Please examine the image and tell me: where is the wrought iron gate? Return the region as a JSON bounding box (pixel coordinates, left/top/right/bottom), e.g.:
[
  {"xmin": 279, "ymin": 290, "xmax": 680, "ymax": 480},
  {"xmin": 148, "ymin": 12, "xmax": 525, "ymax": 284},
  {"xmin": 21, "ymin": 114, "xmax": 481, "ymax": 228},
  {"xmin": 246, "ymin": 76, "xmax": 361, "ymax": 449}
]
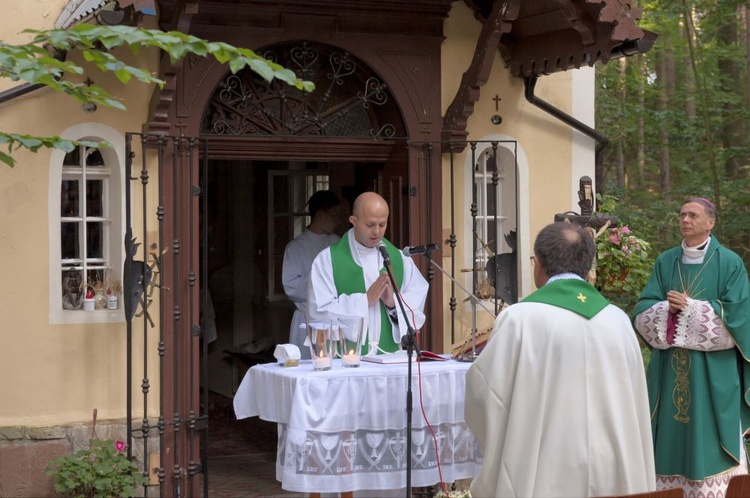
[
  {"xmin": 122, "ymin": 131, "xmax": 516, "ymax": 496},
  {"xmin": 124, "ymin": 132, "xmax": 208, "ymax": 497}
]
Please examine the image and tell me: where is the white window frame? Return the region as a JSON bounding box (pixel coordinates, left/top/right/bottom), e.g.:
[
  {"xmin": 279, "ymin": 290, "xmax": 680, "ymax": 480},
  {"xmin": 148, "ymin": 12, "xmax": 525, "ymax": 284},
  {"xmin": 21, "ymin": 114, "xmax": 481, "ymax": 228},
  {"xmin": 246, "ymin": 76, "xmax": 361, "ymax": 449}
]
[
  {"xmin": 266, "ymin": 168, "xmax": 329, "ymax": 301},
  {"xmin": 49, "ymin": 123, "xmax": 125, "ymax": 324},
  {"xmin": 464, "ymin": 135, "xmax": 531, "ymax": 303},
  {"xmin": 473, "ymin": 148, "xmax": 509, "ymax": 273}
]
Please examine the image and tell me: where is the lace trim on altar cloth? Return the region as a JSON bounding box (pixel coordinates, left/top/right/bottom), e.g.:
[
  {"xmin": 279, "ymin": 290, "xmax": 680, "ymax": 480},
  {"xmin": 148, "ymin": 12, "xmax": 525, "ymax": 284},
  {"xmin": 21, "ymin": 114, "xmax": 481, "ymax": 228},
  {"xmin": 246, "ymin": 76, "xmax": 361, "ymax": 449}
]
[
  {"xmin": 673, "ymin": 299, "xmax": 735, "ymax": 351},
  {"xmin": 657, "ymin": 463, "xmax": 747, "ymax": 498},
  {"xmin": 636, "ymin": 302, "xmax": 670, "ymax": 349},
  {"xmin": 277, "ymin": 422, "xmax": 482, "ymax": 479}
]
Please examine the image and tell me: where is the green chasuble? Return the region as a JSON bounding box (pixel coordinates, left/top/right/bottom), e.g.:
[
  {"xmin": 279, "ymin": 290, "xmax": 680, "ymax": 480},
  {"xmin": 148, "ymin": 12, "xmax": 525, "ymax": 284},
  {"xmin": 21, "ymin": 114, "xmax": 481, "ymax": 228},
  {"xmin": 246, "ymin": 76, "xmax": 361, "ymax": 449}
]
[
  {"xmin": 330, "ymin": 232, "xmax": 403, "ymax": 354},
  {"xmin": 633, "ymin": 237, "xmax": 750, "ymax": 480},
  {"xmin": 522, "ymin": 277, "xmax": 609, "ymax": 318}
]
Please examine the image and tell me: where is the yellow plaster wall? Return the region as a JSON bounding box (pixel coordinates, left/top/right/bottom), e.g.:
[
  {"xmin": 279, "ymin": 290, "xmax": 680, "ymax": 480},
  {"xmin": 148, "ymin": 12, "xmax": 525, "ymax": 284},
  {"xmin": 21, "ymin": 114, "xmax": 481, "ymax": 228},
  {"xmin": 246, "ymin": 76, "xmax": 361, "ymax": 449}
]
[
  {"xmin": 0, "ymin": 38, "xmax": 161, "ymax": 426},
  {"xmin": 0, "ymin": 0, "xmax": 69, "ymax": 93},
  {"xmin": 440, "ymin": 3, "xmax": 592, "ymax": 350},
  {"xmin": 0, "ymin": 2, "xmax": 595, "ymax": 424}
]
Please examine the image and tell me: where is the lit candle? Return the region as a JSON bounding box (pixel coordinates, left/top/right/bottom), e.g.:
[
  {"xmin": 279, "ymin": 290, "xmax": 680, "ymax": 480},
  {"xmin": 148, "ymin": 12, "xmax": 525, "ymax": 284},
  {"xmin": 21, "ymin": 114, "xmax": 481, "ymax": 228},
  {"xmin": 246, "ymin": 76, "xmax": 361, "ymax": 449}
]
[
  {"xmin": 313, "ymin": 353, "xmax": 331, "ymax": 371},
  {"xmin": 342, "ymin": 349, "xmax": 360, "ymax": 368}
]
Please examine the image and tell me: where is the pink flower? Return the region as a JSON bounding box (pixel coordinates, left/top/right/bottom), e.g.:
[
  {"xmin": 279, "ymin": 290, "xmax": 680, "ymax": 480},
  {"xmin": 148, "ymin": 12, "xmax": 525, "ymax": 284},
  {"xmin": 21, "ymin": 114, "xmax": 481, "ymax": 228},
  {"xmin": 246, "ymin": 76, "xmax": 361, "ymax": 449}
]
[
  {"xmin": 609, "ymin": 234, "xmax": 620, "ymax": 244},
  {"xmin": 115, "ymin": 440, "xmax": 126, "ymax": 452},
  {"xmin": 620, "ymin": 226, "xmax": 631, "ymax": 234}
]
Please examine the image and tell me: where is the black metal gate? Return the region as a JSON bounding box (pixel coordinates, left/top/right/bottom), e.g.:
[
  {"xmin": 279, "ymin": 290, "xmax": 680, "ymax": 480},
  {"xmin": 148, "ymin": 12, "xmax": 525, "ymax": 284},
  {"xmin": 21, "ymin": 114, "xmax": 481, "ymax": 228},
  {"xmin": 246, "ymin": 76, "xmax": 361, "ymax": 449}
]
[{"xmin": 124, "ymin": 132, "xmax": 208, "ymax": 497}]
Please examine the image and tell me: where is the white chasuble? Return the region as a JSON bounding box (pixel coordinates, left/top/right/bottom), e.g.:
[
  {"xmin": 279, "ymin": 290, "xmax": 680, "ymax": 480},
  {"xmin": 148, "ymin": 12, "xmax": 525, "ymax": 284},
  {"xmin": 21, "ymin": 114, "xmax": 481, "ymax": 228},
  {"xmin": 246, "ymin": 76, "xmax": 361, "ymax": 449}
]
[{"xmin": 465, "ymin": 293, "xmax": 655, "ymax": 497}]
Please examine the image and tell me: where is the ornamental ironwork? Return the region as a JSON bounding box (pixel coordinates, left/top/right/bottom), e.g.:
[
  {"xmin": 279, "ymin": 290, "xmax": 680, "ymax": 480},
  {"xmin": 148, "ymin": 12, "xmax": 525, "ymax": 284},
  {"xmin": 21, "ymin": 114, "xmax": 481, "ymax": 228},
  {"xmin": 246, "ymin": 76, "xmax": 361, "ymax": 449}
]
[{"xmin": 201, "ymin": 41, "xmax": 403, "ymax": 138}]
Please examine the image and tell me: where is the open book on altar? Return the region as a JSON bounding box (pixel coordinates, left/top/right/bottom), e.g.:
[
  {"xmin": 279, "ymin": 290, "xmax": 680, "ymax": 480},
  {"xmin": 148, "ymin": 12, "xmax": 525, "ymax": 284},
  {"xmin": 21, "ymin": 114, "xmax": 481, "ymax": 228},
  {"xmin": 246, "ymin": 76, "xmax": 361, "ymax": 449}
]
[{"xmin": 361, "ymin": 350, "xmax": 450, "ymax": 364}]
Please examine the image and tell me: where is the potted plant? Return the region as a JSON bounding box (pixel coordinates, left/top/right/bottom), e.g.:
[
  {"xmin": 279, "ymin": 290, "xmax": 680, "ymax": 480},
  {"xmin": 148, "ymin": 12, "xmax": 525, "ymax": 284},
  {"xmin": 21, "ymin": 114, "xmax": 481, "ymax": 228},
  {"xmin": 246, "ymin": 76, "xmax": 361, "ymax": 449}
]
[
  {"xmin": 595, "ymin": 223, "xmax": 652, "ymax": 298},
  {"xmin": 45, "ymin": 410, "xmax": 147, "ymax": 498}
]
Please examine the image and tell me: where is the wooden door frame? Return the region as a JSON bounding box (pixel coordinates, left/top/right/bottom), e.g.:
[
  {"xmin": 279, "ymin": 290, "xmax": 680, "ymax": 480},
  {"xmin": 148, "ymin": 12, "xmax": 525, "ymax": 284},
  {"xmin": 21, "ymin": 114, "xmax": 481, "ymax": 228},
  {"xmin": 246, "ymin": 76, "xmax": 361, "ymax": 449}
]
[
  {"xmin": 144, "ymin": 17, "xmax": 447, "ymax": 493},
  {"xmin": 147, "ymin": 30, "xmax": 446, "ymax": 345}
]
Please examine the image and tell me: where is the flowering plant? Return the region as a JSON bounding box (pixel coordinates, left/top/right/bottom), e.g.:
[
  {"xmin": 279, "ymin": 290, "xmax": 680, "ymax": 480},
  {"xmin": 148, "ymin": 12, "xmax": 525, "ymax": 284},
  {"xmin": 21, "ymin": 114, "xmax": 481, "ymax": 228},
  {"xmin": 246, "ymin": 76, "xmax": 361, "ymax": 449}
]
[
  {"xmin": 595, "ymin": 224, "xmax": 652, "ymax": 298},
  {"xmin": 434, "ymin": 489, "xmax": 471, "ymax": 498},
  {"xmin": 45, "ymin": 411, "xmax": 147, "ymax": 497}
]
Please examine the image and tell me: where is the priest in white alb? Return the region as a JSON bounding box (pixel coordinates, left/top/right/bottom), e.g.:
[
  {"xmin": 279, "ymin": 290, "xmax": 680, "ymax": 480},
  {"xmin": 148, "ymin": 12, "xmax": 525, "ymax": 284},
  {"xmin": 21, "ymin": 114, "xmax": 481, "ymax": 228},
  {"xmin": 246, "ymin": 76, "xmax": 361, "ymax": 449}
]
[
  {"xmin": 465, "ymin": 222, "xmax": 655, "ymax": 497},
  {"xmin": 307, "ymin": 191, "xmax": 428, "ymax": 354}
]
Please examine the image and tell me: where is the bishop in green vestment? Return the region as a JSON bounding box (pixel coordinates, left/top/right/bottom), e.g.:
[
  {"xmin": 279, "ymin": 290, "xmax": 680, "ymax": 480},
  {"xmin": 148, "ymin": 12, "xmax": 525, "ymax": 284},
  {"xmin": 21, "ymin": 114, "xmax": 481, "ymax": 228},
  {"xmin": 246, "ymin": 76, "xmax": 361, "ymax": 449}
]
[{"xmin": 633, "ymin": 198, "xmax": 750, "ymax": 497}]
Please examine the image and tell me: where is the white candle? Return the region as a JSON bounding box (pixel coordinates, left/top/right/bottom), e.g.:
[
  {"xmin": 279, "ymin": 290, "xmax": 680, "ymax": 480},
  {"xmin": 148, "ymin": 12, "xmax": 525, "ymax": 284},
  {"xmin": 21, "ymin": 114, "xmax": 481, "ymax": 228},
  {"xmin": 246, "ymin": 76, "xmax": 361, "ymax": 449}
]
[
  {"xmin": 342, "ymin": 351, "xmax": 360, "ymax": 367},
  {"xmin": 313, "ymin": 356, "xmax": 331, "ymax": 370}
]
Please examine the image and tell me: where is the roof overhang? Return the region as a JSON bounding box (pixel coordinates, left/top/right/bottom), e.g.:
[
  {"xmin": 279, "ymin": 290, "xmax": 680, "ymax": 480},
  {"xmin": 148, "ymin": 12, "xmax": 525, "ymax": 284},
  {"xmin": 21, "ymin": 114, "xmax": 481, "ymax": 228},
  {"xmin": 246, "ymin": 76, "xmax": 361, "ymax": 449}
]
[
  {"xmin": 441, "ymin": 0, "xmax": 657, "ymax": 142},
  {"xmin": 466, "ymin": 0, "xmax": 657, "ymax": 77}
]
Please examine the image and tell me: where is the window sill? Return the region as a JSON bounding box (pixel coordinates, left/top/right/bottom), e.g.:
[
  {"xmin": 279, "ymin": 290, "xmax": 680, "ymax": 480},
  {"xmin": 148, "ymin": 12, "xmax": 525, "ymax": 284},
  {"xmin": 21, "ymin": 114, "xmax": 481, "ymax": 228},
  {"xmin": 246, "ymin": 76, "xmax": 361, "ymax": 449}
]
[{"xmin": 50, "ymin": 307, "xmax": 125, "ymax": 326}]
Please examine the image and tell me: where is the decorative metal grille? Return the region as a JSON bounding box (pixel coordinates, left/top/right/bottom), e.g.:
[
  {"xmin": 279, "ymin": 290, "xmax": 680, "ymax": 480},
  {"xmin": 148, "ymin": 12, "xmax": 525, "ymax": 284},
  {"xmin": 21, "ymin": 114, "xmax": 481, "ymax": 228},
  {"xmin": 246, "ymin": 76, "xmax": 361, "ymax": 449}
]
[{"xmin": 201, "ymin": 41, "xmax": 403, "ymax": 138}]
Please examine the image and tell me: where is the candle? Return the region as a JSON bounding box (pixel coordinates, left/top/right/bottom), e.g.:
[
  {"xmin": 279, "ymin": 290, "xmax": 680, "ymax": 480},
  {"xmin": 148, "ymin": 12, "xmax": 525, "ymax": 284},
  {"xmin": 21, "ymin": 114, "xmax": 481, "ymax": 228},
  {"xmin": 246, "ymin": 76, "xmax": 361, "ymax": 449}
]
[
  {"xmin": 342, "ymin": 349, "xmax": 360, "ymax": 368},
  {"xmin": 313, "ymin": 356, "xmax": 331, "ymax": 371}
]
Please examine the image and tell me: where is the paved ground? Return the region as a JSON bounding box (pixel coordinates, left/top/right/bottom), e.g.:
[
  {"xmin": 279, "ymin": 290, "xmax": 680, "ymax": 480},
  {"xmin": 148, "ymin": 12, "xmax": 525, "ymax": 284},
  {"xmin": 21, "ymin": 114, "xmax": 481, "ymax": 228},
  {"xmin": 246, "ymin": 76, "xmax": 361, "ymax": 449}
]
[
  {"xmin": 206, "ymin": 393, "xmax": 302, "ymax": 498},
  {"xmin": 204, "ymin": 392, "xmax": 453, "ymax": 497}
]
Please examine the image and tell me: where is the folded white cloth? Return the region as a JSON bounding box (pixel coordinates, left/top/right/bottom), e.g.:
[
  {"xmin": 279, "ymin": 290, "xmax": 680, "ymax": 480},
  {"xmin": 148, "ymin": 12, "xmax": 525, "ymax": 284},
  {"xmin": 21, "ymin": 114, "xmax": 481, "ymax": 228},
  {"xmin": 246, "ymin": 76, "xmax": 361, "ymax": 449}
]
[{"xmin": 273, "ymin": 344, "xmax": 301, "ymax": 364}]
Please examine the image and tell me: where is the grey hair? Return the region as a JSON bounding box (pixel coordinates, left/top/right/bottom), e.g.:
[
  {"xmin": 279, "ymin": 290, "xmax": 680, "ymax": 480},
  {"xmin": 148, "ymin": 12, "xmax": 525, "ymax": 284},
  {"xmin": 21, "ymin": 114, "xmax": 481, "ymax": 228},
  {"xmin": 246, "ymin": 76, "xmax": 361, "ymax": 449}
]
[
  {"xmin": 683, "ymin": 197, "xmax": 716, "ymax": 219},
  {"xmin": 533, "ymin": 222, "xmax": 595, "ymax": 280}
]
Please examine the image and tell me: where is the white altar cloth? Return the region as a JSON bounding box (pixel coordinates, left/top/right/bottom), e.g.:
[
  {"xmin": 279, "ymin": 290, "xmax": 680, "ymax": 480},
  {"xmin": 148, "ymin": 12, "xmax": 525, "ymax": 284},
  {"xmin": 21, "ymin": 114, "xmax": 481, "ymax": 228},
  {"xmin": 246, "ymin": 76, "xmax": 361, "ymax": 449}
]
[{"xmin": 233, "ymin": 358, "xmax": 482, "ymax": 493}]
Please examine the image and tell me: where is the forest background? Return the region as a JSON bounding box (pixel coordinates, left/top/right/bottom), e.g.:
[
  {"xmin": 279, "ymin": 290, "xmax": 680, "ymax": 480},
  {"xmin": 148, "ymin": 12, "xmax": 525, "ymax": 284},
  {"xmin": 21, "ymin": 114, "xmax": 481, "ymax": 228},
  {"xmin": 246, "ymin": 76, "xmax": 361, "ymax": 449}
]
[{"xmin": 596, "ymin": 0, "xmax": 749, "ymax": 269}]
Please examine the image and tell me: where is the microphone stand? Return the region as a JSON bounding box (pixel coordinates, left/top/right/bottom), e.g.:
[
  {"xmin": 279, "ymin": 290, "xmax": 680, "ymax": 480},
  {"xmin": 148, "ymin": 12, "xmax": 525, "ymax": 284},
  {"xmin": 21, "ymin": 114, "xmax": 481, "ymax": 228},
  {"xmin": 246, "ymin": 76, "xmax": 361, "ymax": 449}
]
[
  {"xmin": 422, "ymin": 254, "xmax": 496, "ymax": 362},
  {"xmin": 380, "ymin": 252, "xmax": 418, "ymax": 498}
]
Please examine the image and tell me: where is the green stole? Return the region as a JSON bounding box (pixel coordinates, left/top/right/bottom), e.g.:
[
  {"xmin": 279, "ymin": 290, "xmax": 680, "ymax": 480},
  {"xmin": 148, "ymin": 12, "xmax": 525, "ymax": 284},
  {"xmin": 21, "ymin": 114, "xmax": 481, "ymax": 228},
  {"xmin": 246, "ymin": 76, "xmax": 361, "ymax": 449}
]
[
  {"xmin": 633, "ymin": 238, "xmax": 750, "ymax": 480},
  {"xmin": 330, "ymin": 232, "xmax": 404, "ymax": 354},
  {"xmin": 522, "ymin": 278, "xmax": 608, "ymax": 318}
]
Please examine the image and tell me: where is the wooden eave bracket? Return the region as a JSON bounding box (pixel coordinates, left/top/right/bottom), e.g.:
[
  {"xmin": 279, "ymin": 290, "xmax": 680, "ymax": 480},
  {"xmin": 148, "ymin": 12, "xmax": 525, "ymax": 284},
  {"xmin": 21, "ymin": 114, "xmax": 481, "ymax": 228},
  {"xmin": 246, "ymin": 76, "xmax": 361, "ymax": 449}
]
[
  {"xmin": 441, "ymin": 0, "xmax": 655, "ymax": 145},
  {"xmin": 441, "ymin": 0, "xmax": 519, "ymax": 145},
  {"xmin": 145, "ymin": 0, "xmax": 201, "ymax": 134}
]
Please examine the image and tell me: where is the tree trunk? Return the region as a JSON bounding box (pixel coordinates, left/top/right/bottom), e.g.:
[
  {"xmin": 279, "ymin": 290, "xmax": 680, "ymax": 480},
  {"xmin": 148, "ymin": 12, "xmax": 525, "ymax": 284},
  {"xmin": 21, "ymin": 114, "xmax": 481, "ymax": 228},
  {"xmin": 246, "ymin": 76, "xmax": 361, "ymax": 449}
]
[
  {"xmin": 617, "ymin": 58, "xmax": 627, "ymax": 189},
  {"xmin": 637, "ymin": 56, "xmax": 646, "ymax": 185},
  {"xmin": 717, "ymin": 3, "xmax": 745, "ymax": 179},
  {"xmin": 658, "ymin": 47, "xmax": 672, "ymax": 194}
]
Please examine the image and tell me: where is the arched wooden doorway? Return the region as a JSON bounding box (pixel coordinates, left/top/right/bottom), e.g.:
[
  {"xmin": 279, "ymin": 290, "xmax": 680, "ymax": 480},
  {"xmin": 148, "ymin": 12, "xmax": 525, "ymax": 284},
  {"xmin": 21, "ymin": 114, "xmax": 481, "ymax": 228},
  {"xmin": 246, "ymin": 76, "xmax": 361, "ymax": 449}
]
[
  {"xmin": 198, "ymin": 40, "xmax": 418, "ymax": 398},
  {"xmin": 140, "ymin": 34, "xmax": 444, "ymax": 495}
]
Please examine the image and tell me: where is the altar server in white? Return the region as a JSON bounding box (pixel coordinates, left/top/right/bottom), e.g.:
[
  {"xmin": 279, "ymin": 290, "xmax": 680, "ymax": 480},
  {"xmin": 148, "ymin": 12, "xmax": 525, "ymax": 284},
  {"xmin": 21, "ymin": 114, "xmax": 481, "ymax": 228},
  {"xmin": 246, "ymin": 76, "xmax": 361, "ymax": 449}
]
[
  {"xmin": 308, "ymin": 191, "xmax": 428, "ymax": 354},
  {"xmin": 465, "ymin": 222, "xmax": 655, "ymax": 498},
  {"xmin": 282, "ymin": 190, "xmax": 341, "ymax": 358}
]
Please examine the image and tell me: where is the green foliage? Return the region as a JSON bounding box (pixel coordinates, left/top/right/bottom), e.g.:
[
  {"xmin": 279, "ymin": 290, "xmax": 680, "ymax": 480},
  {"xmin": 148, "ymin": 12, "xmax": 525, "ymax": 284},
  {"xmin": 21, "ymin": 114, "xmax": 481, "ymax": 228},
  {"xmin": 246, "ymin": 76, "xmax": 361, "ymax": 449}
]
[
  {"xmin": 46, "ymin": 439, "xmax": 147, "ymax": 498},
  {"xmin": 595, "ymin": 0, "xmax": 750, "ymax": 270},
  {"xmin": 0, "ymin": 24, "xmax": 315, "ymax": 166},
  {"xmin": 0, "ymin": 133, "xmax": 101, "ymax": 167}
]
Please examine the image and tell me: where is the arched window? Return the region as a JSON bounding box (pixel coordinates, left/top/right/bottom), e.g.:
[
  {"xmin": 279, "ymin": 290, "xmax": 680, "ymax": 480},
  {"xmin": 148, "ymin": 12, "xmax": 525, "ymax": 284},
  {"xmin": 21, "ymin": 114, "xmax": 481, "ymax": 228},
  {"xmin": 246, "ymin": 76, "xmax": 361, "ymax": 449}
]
[
  {"xmin": 49, "ymin": 124, "xmax": 124, "ymax": 324},
  {"xmin": 465, "ymin": 136, "xmax": 531, "ymax": 303}
]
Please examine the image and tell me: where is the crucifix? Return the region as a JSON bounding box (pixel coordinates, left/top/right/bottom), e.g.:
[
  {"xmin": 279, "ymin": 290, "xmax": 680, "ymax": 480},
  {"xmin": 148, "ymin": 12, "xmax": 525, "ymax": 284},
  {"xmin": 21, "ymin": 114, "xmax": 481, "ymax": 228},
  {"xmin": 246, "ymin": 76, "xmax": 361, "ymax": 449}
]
[
  {"xmin": 493, "ymin": 94, "xmax": 502, "ymax": 111},
  {"xmin": 554, "ymin": 176, "xmax": 619, "ymax": 286}
]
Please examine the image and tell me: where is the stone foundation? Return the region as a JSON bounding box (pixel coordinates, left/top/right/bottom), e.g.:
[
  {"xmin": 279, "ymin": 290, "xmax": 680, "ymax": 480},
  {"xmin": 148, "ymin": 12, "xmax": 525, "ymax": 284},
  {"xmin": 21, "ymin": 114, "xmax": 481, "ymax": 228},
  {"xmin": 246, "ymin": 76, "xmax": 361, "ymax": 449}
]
[{"xmin": 0, "ymin": 421, "xmax": 159, "ymax": 497}]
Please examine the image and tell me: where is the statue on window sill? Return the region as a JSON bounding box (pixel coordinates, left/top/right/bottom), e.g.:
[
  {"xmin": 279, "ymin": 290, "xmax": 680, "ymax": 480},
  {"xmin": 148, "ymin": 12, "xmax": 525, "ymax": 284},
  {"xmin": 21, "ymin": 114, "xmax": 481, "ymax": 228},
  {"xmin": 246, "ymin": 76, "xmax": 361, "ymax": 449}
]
[{"xmin": 62, "ymin": 269, "xmax": 83, "ymax": 310}]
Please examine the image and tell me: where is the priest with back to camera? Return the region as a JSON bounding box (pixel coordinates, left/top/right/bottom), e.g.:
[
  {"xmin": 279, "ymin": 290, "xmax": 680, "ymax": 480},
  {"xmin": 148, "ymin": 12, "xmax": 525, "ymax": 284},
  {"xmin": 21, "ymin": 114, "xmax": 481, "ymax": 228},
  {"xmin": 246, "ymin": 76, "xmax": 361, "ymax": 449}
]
[
  {"xmin": 307, "ymin": 191, "xmax": 429, "ymax": 355},
  {"xmin": 465, "ymin": 222, "xmax": 656, "ymax": 497}
]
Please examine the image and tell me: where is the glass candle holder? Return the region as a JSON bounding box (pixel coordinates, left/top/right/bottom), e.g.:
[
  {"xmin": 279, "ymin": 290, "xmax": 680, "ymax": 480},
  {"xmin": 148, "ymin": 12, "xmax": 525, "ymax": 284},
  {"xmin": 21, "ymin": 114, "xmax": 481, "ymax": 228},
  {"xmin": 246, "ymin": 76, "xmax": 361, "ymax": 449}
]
[
  {"xmin": 306, "ymin": 320, "xmax": 333, "ymax": 371},
  {"xmin": 338, "ymin": 317, "xmax": 365, "ymax": 368}
]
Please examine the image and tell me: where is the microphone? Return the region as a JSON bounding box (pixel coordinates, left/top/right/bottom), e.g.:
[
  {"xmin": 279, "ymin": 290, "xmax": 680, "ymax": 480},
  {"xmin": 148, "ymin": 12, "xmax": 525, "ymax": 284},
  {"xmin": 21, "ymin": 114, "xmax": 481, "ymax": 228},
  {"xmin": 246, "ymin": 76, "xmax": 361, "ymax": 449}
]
[
  {"xmin": 402, "ymin": 243, "xmax": 440, "ymax": 257},
  {"xmin": 377, "ymin": 241, "xmax": 390, "ymax": 264}
]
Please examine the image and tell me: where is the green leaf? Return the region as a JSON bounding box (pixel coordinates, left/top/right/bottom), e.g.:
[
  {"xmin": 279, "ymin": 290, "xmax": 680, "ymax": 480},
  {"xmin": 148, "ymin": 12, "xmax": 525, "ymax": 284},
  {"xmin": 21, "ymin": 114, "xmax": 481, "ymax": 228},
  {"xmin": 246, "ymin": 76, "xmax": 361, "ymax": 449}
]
[{"xmin": 0, "ymin": 150, "xmax": 15, "ymax": 167}]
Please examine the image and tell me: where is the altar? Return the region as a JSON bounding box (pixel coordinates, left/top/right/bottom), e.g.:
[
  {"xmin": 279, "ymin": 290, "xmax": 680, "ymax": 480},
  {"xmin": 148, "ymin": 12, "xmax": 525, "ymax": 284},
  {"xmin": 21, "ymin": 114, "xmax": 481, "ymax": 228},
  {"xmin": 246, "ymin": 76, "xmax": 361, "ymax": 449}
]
[{"xmin": 233, "ymin": 357, "xmax": 482, "ymax": 494}]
